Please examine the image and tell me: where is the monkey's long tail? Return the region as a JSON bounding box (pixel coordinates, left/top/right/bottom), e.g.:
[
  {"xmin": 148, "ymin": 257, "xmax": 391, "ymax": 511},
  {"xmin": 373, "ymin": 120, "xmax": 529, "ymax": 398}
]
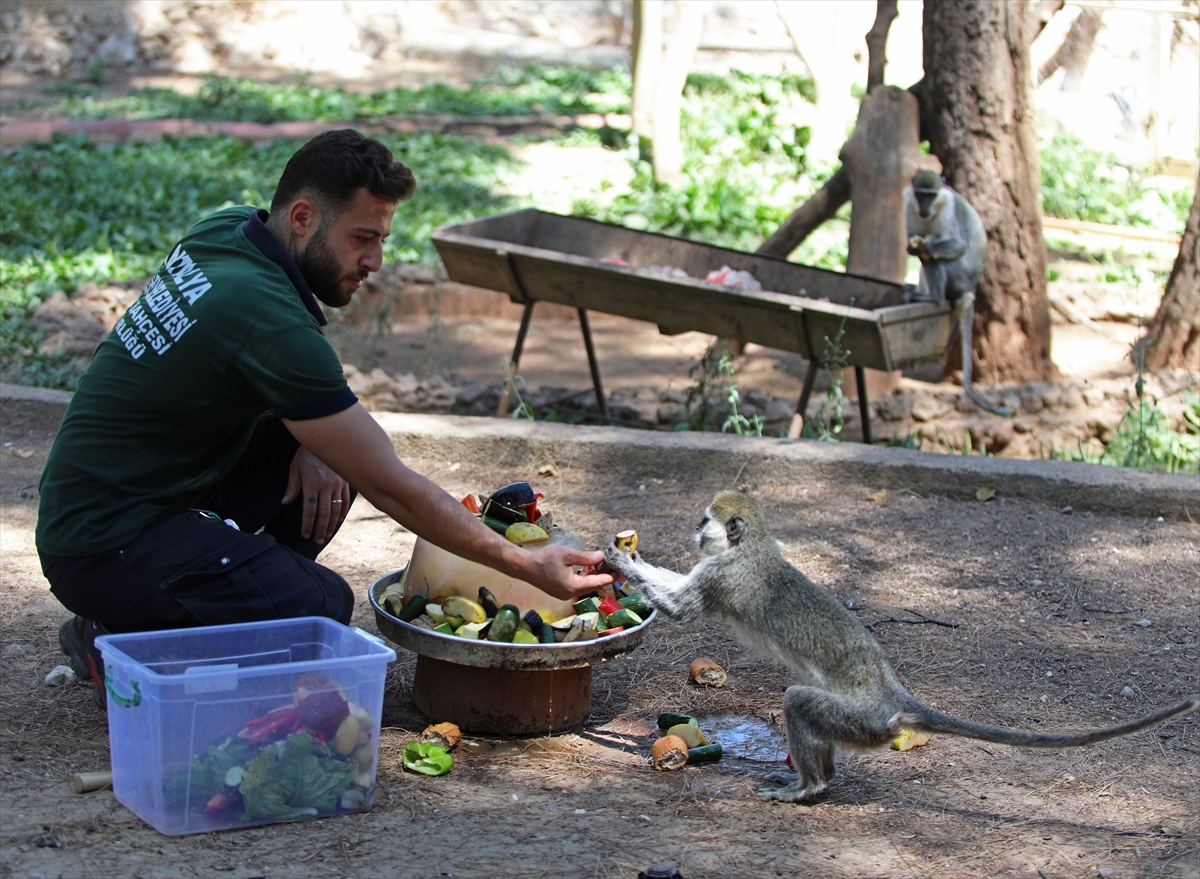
[{"xmin": 911, "ymin": 697, "xmax": 1199, "ymax": 748}]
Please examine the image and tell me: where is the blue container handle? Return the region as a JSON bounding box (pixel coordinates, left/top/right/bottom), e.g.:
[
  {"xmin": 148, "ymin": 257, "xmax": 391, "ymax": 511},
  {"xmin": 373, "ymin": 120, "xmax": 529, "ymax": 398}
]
[{"xmin": 104, "ymin": 663, "xmax": 142, "ymax": 708}]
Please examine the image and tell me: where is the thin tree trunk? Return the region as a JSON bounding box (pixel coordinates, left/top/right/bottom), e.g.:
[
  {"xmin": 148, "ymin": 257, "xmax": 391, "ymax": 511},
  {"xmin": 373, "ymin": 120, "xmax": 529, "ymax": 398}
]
[
  {"xmin": 652, "ymin": 1, "xmax": 705, "ymax": 187},
  {"xmin": 630, "ymin": 0, "xmax": 662, "ymax": 157},
  {"xmin": 1143, "ymin": 172, "xmax": 1200, "ymax": 373},
  {"xmin": 865, "ymin": 1, "xmax": 898, "ymax": 94},
  {"xmin": 922, "ymin": 1, "xmax": 1052, "ymax": 384},
  {"xmin": 1037, "ymin": 8, "xmax": 1103, "ymax": 90}
]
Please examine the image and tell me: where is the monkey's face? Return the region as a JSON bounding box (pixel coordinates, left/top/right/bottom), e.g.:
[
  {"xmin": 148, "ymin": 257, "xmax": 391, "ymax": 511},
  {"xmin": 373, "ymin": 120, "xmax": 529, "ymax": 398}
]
[
  {"xmin": 913, "ymin": 189, "xmax": 939, "ymax": 218},
  {"xmin": 694, "ymin": 507, "xmax": 746, "ymax": 557}
]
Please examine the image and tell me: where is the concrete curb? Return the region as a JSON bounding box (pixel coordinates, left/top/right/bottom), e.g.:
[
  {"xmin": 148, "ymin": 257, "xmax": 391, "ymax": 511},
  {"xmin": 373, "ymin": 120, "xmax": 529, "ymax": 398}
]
[
  {"xmin": 375, "ymin": 412, "xmax": 1200, "ymax": 522},
  {"xmin": 4, "ymin": 384, "xmax": 1195, "ymax": 520},
  {"xmin": 0, "ymin": 383, "xmax": 74, "ymax": 434}
]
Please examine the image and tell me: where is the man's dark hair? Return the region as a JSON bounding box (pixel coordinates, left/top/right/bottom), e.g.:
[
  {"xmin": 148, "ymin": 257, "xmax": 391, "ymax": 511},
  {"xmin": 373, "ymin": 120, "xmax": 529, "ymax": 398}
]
[{"xmin": 270, "ymin": 129, "xmax": 415, "ymax": 216}]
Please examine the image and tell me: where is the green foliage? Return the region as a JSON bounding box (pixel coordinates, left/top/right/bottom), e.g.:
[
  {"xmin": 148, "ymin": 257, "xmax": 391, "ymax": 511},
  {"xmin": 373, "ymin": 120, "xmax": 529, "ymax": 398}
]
[
  {"xmin": 1040, "ymin": 130, "xmax": 1191, "ymax": 233},
  {"xmin": 671, "ymin": 343, "xmax": 764, "ymax": 436},
  {"xmin": 677, "ymin": 344, "xmax": 729, "ymax": 432},
  {"xmin": 1058, "ymin": 392, "xmax": 1200, "ymax": 474},
  {"xmin": 21, "ymin": 67, "xmax": 632, "ymax": 123},
  {"xmin": 799, "ymin": 314, "xmax": 852, "ymax": 442},
  {"xmin": 0, "ymin": 131, "xmax": 515, "ymax": 388},
  {"xmin": 573, "ymin": 71, "xmax": 815, "ymax": 254}
]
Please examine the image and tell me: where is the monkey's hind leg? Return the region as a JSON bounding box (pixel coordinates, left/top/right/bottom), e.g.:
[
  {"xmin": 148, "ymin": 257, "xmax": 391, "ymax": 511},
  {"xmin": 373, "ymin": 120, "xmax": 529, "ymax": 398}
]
[
  {"xmin": 758, "ymin": 686, "xmax": 882, "ymax": 804},
  {"xmin": 954, "ymin": 292, "xmax": 1014, "ymax": 418}
]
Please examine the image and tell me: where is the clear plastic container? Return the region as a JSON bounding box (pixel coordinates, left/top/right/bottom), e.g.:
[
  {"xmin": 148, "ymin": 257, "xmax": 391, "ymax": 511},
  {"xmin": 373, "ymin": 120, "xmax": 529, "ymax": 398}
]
[{"xmin": 95, "ymin": 617, "xmax": 395, "ymax": 836}]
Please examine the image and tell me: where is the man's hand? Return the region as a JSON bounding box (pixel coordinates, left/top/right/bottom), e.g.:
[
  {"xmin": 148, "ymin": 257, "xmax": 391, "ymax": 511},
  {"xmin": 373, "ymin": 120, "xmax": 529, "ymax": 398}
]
[
  {"xmin": 523, "ymin": 545, "xmax": 614, "ymax": 602},
  {"xmin": 282, "ymin": 446, "xmax": 351, "ymax": 544}
]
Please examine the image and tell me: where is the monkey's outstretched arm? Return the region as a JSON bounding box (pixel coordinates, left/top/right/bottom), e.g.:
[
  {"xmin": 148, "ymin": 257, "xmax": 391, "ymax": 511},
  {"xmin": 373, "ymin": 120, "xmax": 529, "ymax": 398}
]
[{"xmin": 603, "ymin": 545, "xmax": 705, "ymax": 620}]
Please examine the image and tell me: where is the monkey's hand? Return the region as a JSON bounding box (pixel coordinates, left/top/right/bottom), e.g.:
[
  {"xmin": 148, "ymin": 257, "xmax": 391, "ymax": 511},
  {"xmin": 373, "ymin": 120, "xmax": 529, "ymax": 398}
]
[
  {"xmin": 603, "ymin": 544, "xmax": 647, "ymax": 585},
  {"xmin": 603, "ymin": 544, "xmax": 691, "ymax": 618}
]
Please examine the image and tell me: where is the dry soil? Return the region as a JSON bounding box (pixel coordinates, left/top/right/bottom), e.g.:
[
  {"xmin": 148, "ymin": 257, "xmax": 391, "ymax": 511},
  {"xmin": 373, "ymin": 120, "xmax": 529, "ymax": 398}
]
[{"xmin": 1, "ymin": 415, "xmax": 1197, "ymax": 879}]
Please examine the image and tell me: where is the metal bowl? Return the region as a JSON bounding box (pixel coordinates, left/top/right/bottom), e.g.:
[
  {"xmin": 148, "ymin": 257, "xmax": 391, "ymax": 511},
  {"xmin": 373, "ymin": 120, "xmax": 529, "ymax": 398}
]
[{"xmin": 369, "ymin": 569, "xmax": 656, "ymax": 671}]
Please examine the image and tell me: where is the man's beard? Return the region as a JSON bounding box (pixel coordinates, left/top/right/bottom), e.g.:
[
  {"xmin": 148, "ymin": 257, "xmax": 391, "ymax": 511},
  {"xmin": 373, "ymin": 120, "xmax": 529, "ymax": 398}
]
[{"xmin": 296, "ymin": 228, "xmax": 363, "ymax": 308}]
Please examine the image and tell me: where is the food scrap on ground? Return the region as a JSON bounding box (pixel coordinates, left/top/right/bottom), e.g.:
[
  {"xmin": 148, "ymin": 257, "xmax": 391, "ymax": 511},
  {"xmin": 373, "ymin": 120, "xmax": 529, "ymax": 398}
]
[
  {"xmin": 688, "ymin": 657, "xmax": 728, "ymax": 688},
  {"xmin": 420, "ymin": 722, "xmax": 462, "ymax": 750},
  {"xmin": 401, "ymin": 741, "xmax": 453, "ymax": 776},
  {"xmin": 651, "ymin": 713, "xmax": 723, "ymax": 770},
  {"xmin": 891, "ymin": 728, "xmax": 933, "ymax": 751}
]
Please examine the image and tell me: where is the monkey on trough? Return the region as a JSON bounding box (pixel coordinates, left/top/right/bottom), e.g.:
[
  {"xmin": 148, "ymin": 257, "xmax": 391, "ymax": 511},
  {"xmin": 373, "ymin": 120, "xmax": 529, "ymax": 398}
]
[
  {"xmin": 604, "ymin": 491, "xmax": 1198, "ymax": 804},
  {"xmin": 904, "ymin": 169, "xmax": 1014, "ymax": 417}
]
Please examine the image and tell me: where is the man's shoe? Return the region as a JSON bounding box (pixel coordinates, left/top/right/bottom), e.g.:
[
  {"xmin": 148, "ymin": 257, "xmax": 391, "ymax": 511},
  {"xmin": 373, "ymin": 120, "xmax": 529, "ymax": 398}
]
[{"xmin": 58, "ymin": 616, "xmax": 107, "ymax": 709}]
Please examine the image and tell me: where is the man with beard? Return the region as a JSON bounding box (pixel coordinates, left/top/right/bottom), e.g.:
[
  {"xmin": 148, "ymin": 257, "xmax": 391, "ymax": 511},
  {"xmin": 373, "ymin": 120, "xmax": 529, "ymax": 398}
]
[{"xmin": 38, "ymin": 130, "xmax": 611, "ymax": 707}]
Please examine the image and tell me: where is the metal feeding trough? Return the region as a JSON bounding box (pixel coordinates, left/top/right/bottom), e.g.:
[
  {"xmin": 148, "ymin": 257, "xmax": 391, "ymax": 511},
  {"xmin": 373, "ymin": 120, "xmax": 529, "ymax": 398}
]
[
  {"xmin": 370, "ymin": 570, "xmax": 655, "ymax": 736},
  {"xmin": 432, "ymin": 209, "xmax": 955, "ymax": 441}
]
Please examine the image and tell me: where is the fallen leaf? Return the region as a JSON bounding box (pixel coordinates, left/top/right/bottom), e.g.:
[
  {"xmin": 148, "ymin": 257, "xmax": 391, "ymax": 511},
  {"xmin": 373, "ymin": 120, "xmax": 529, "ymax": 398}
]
[
  {"xmin": 10, "ymin": 448, "xmax": 33, "ymax": 459},
  {"xmin": 868, "ymin": 489, "xmax": 887, "ymax": 502},
  {"xmin": 891, "ymin": 729, "xmax": 933, "ymax": 751},
  {"xmin": 537, "ymin": 463, "xmax": 559, "ymax": 477},
  {"xmin": 975, "ymin": 486, "xmax": 997, "ymax": 501}
]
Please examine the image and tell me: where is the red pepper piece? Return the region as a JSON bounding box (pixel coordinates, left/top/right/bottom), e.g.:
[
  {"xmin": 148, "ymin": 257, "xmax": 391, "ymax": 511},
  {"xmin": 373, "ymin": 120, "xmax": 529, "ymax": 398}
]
[
  {"xmin": 519, "ymin": 493, "xmax": 544, "ymax": 523},
  {"xmin": 785, "ymin": 753, "xmax": 794, "ymax": 771},
  {"xmin": 205, "ymin": 791, "xmax": 239, "ymax": 814},
  {"xmin": 599, "ymin": 626, "xmax": 625, "ymax": 636},
  {"xmin": 243, "ymin": 706, "xmax": 300, "ymax": 744},
  {"xmin": 461, "ymin": 494, "xmax": 480, "ymax": 513},
  {"xmin": 597, "ymin": 595, "xmax": 622, "ymax": 616}
]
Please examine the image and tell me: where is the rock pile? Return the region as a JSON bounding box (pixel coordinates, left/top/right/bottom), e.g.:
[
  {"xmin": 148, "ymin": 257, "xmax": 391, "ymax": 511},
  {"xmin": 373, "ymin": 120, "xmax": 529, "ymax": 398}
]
[{"xmin": 353, "ymin": 361, "xmax": 1193, "ymax": 462}]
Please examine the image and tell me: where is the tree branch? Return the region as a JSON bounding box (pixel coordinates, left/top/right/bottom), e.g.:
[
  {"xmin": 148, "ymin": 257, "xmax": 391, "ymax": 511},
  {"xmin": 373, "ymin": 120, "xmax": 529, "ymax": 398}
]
[
  {"xmin": 865, "ymin": 0, "xmax": 899, "ymax": 94},
  {"xmin": 756, "ymin": 168, "xmax": 851, "ymax": 258},
  {"xmin": 1030, "ymin": 0, "xmax": 1066, "ymax": 45}
]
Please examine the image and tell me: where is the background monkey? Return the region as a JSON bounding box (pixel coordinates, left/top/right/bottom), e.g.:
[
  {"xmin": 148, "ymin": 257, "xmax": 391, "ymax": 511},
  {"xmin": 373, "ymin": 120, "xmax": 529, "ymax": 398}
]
[
  {"xmin": 605, "ymin": 491, "xmax": 1198, "ymax": 804},
  {"xmin": 903, "ymin": 170, "xmax": 1014, "ymax": 417}
]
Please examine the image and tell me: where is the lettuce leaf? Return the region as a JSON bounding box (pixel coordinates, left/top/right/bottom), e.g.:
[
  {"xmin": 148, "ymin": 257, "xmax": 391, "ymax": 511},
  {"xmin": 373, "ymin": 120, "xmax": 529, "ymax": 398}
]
[{"xmin": 239, "ymin": 732, "xmax": 357, "ymax": 819}]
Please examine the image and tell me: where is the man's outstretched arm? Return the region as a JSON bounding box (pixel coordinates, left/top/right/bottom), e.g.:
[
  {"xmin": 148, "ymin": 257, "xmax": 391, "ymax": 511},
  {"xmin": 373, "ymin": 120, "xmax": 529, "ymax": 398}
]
[{"xmin": 283, "ymin": 403, "xmax": 611, "ymax": 601}]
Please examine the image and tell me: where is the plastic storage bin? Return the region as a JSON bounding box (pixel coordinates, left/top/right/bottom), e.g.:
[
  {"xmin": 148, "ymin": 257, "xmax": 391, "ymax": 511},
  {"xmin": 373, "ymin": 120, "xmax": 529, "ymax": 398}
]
[{"xmin": 95, "ymin": 617, "xmax": 396, "ymax": 836}]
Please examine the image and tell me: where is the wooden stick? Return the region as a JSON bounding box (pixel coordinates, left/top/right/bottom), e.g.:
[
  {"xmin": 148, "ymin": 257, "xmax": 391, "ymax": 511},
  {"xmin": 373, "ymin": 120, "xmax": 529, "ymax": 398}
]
[{"xmin": 73, "ymin": 770, "xmax": 113, "ymax": 793}]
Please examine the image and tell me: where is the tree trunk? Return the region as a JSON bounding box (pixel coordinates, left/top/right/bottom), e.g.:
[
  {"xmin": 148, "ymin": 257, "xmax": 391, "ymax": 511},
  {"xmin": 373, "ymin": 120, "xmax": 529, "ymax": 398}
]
[
  {"xmin": 922, "ymin": 1, "xmax": 1053, "ymax": 384},
  {"xmin": 1143, "ymin": 172, "xmax": 1200, "ymax": 373},
  {"xmin": 864, "ymin": 1, "xmax": 898, "ymax": 94},
  {"xmin": 652, "ymin": 1, "xmax": 705, "ymax": 187},
  {"xmin": 630, "ymin": 0, "xmax": 663, "ymax": 156},
  {"xmin": 840, "ymin": 86, "xmax": 921, "ymax": 284}
]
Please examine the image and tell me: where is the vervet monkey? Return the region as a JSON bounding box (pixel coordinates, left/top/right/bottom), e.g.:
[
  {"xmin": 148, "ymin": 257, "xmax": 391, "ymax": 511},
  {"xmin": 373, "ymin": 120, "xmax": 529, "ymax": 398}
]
[
  {"xmin": 904, "ymin": 170, "xmax": 1014, "ymax": 417},
  {"xmin": 605, "ymin": 491, "xmax": 1198, "ymax": 804}
]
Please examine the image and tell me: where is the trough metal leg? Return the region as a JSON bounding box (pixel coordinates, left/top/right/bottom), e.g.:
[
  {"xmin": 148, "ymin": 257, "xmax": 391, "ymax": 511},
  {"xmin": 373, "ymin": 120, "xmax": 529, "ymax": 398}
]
[
  {"xmin": 577, "ymin": 308, "xmax": 608, "ymax": 420},
  {"xmin": 855, "ymin": 366, "xmax": 873, "ymax": 445},
  {"xmin": 496, "ymin": 301, "xmax": 536, "ymax": 418},
  {"xmin": 789, "ymin": 361, "xmax": 873, "ymax": 443},
  {"xmin": 787, "ymin": 358, "xmax": 821, "ymax": 439}
]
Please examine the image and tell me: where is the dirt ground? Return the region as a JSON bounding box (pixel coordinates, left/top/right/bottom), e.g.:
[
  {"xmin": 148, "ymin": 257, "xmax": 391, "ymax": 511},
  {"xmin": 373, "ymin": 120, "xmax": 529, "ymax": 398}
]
[{"xmin": 2, "ymin": 414, "xmax": 1197, "ymax": 879}]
